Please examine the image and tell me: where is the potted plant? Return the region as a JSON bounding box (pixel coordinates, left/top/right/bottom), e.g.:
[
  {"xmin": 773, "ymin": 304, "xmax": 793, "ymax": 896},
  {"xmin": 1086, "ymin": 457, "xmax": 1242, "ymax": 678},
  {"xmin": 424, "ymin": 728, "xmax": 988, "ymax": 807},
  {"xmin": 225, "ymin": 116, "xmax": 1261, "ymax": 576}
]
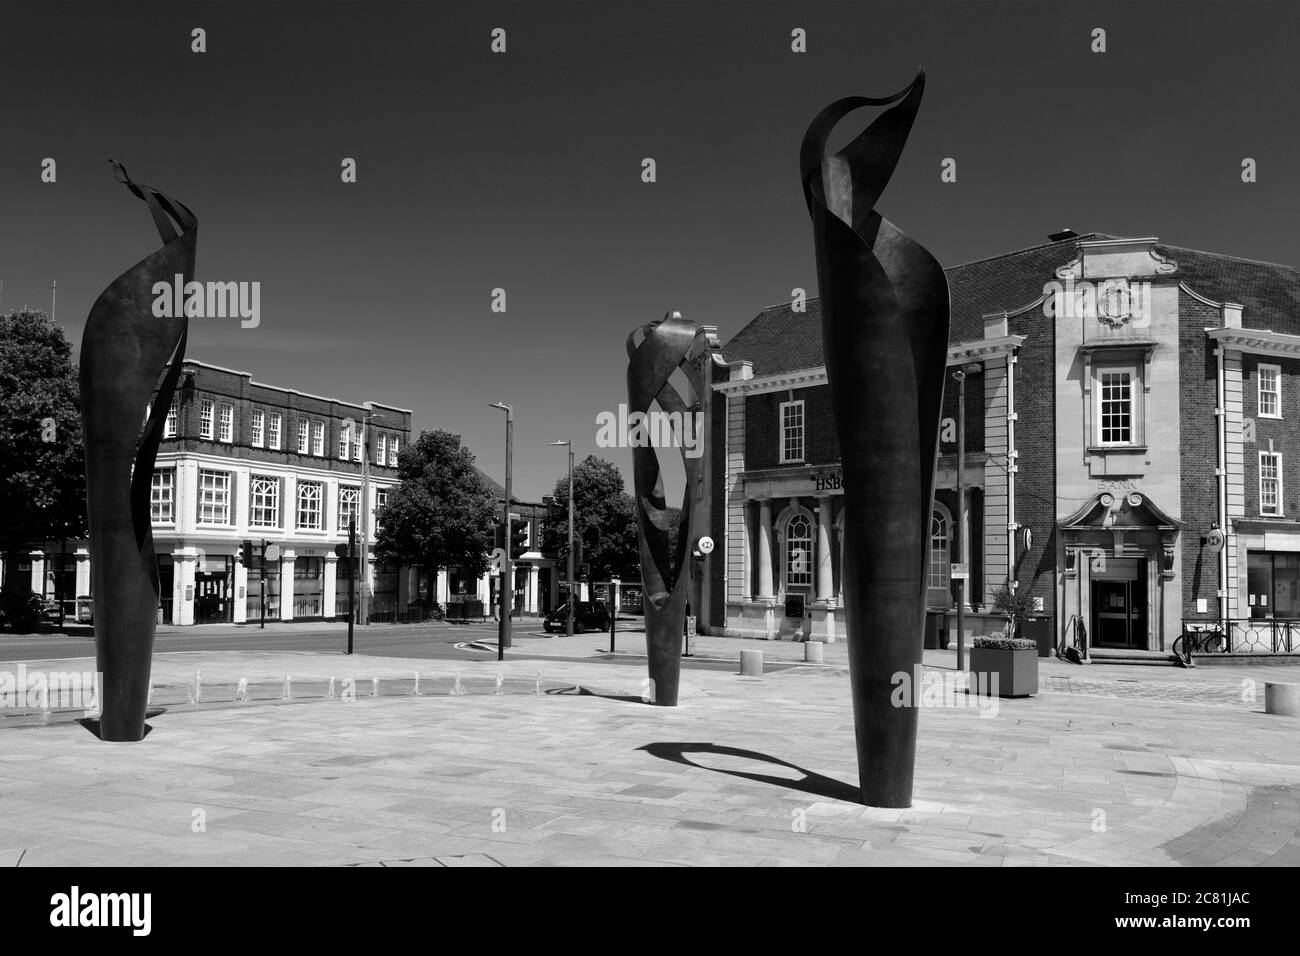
[{"xmin": 970, "ymin": 585, "xmax": 1039, "ymax": 697}]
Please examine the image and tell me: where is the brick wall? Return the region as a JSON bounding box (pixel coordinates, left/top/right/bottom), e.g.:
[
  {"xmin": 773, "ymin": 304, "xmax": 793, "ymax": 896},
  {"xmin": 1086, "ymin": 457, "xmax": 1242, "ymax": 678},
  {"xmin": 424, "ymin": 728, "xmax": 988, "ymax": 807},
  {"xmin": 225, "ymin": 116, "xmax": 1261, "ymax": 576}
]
[
  {"xmin": 1242, "ymin": 353, "xmax": 1300, "ymax": 518},
  {"xmin": 744, "ymin": 385, "xmax": 838, "ymax": 469},
  {"xmin": 1179, "ymin": 292, "xmax": 1221, "ymax": 620},
  {"xmin": 1009, "ymin": 305, "xmax": 1056, "ymax": 618}
]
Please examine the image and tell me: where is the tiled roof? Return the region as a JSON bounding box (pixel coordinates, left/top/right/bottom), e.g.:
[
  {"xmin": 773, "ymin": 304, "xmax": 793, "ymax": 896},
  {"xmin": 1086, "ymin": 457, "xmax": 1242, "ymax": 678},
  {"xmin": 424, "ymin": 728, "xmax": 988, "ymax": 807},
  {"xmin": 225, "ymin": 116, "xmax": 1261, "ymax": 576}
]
[{"xmin": 721, "ymin": 234, "xmax": 1300, "ymax": 375}]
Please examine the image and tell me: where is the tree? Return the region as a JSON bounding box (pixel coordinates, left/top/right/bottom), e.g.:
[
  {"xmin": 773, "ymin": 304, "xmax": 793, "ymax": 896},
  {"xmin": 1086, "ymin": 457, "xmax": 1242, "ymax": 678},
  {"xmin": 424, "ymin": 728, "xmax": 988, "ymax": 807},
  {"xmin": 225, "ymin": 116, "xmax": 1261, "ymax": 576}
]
[
  {"xmin": 541, "ymin": 455, "xmax": 640, "ymax": 583},
  {"xmin": 0, "ymin": 310, "xmax": 85, "ymax": 594},
  {"xmin": 373, "ymin": 429, "xmax": 497, "ymax": 579}
]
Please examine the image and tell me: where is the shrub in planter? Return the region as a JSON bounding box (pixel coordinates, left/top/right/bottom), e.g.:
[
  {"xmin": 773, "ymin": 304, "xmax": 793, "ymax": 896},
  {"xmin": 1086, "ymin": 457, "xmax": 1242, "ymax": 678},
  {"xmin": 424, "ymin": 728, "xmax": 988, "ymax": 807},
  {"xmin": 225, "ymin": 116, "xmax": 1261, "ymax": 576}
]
[{"xmin": 970, "ymin": 634, "xmax": 1038, "ymax": 698}]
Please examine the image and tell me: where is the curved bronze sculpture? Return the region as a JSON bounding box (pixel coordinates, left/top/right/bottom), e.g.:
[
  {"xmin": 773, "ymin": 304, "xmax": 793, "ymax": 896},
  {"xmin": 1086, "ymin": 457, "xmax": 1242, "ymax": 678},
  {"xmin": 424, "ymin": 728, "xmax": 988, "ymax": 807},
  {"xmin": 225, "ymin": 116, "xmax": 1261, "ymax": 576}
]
[
  {"xmin": 800, "ymin": 74, "xmax": 951, "ymax": 806},
  {"xmin": 626, "ymin": 312, "xmax": 709, "ymax": 707},
  {"xmin": 79, "ymin": 162, "xmax": 195, "ymax": 741}
]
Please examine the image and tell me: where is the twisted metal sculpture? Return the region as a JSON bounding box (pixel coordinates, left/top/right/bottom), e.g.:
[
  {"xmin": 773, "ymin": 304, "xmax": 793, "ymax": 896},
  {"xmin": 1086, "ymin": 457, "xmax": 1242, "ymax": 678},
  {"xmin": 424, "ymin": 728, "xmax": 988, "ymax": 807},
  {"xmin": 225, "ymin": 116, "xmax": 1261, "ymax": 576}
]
[
  {"xmin": 79, "ymin": 162, "xmax": 195, "ymax": 741},
  {"xmin": 626, "ymin": 312, "xmax": 709, "ymax": 707},
  {"xmin": 800, "ymin": 73, "xmax": 951, "ymax": 806}
]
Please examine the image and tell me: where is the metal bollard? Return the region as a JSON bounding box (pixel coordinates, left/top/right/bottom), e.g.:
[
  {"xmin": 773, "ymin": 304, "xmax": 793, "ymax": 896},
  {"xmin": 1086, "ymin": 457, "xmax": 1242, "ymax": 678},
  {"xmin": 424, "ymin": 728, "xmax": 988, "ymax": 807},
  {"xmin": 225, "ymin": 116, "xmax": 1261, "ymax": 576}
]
[{"xmin": 739, "ymin": 649, "xmax": 763, "ymax": 676}]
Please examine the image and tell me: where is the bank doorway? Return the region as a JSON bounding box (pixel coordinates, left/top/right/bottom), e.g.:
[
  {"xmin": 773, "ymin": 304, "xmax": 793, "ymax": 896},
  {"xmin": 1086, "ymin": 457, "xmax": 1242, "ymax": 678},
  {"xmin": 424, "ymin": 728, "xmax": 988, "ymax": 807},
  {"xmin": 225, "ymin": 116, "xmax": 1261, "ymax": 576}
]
[{"xmin": 1091, "ymin": 558, "xmax": 1146, "ymax": 649}]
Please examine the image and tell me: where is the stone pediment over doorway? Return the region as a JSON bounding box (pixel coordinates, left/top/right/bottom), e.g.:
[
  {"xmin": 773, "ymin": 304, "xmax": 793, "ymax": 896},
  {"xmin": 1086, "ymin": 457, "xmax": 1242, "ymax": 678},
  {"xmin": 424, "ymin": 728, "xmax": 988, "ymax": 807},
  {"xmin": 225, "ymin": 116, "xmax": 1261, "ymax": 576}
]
[
  {"xmin": 1060, "ymin": 491, "xmax": 1181, "ymax": 578},
  {"xmin": 1060, "ymin": 491, "xmax": 1181, "ymax": 532}
]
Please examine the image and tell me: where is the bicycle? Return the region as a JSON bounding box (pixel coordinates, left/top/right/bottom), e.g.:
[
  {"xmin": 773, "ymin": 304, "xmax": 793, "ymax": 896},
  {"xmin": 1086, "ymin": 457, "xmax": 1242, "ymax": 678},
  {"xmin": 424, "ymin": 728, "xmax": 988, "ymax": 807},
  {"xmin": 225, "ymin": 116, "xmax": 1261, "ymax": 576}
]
[{"xmin": 1171, "ymin": 626, "xmax": 1225, "ymax": 667}]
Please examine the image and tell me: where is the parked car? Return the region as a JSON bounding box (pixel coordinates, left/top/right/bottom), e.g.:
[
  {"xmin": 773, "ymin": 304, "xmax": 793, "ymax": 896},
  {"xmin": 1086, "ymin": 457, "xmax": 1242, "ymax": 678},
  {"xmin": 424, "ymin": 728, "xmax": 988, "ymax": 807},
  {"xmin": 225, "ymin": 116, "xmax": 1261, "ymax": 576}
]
[{"xmin": 543, "ymin": 601, "xmax": 611, "ymax": 634}]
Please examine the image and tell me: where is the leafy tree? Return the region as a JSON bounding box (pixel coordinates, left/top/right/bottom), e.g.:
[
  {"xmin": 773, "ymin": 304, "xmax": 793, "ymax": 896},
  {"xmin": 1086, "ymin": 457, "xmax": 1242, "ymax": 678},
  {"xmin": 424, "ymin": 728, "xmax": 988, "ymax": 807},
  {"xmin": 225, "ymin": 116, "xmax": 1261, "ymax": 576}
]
[
  {"xmin": 541, "ymin": 455, "xmax": 640, "ymax": 583},
  {"xmin": 373, "ymin": 429, "xmax": 496, "ymax": 578},
  {"xmin": 0, "ymin": 310, "xmax": 85, "ymax": 594}
]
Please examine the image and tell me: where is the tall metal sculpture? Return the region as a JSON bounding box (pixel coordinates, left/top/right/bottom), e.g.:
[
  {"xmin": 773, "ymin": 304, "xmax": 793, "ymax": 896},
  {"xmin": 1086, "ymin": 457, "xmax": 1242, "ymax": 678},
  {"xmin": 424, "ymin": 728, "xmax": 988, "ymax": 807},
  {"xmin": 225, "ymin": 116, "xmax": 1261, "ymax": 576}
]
[
  {"xmin": 800, "ymin": 73, "xmax": 951, "ymax": 806},
  {"xmin": 626, "ymin": 312, "xmax": 709, "ymax": 707},
  {"xmin": 80, "ymin": 162, "xmax": 196, "ymax": 741}
]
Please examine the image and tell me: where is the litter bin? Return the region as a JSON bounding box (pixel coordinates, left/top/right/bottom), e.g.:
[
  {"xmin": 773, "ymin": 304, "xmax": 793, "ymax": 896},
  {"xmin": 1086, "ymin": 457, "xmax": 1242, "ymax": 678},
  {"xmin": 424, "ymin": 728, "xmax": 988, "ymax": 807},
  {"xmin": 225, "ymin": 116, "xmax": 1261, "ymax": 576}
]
[
  {"xmin": 76, "ymin": 596, "xmax": 93, "ymax": 624},
  {"xmin": 924, "ymin": 611, "xmax": 946, "ymax": 650},
  {"xmin": 1023, "ymin": 617, "xmax": 1052, "ymax": 658}
]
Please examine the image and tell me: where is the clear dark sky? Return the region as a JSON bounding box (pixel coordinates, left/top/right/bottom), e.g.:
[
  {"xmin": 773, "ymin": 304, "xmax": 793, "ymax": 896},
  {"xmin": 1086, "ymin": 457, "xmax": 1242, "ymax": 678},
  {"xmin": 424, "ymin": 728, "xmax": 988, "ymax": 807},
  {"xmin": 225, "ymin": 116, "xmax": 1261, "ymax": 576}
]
[{"xmin": 2, "ymin": 1, "xmax": 1297, "ymax": 498}]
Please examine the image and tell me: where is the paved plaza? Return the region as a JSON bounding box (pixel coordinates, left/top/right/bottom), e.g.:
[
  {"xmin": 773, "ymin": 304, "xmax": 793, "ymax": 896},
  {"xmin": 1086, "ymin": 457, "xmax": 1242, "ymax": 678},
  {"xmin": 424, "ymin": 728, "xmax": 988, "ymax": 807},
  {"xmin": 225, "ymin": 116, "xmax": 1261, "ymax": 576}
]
[{"xmin": 1, "ymin": 638, "xmax": 1298, "ymax": 867}]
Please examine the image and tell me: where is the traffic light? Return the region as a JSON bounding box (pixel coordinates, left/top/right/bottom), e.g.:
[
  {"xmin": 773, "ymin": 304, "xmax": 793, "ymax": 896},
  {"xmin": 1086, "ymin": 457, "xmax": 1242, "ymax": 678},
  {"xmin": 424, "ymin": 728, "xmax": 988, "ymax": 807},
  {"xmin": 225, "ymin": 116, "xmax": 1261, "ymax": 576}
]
[
  {"xmin": 240, "ymin": 540, "xmax": 256, "ymax": 569},
  {"xmin": 510, "ymin": 520, "xmax": 528, "ymax": 560}
]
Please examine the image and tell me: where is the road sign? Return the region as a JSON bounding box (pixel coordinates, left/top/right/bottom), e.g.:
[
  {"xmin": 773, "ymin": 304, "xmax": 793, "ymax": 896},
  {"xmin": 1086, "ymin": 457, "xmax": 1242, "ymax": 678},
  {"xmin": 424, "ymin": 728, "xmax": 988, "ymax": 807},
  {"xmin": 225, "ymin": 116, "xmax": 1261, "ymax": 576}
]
[
  {"xmin": 489, "ymin": 547, "xmax": 506, "ymax": 571},
  {"xmin": 950, "ymin": 563, "xmax": 969, "ymax": 580},
  {"xmin": 264, "ymin": 543, "xmax": 281, "ymax": 562},
  {"xmin": 334, "ymin": 543, "xmax": 350, "ymax": 558},
  {"xmin": 697, "ymin": 536, "xmax": 715, "ymax": 555}
]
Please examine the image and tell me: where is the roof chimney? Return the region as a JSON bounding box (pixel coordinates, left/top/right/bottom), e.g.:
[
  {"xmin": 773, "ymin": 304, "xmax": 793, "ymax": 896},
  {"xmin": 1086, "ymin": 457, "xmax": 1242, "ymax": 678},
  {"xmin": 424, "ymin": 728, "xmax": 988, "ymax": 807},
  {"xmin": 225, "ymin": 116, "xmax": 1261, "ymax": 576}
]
[{"xmin": 1048, "ymin": 228, "xmax": 1079, "ymax": 242}]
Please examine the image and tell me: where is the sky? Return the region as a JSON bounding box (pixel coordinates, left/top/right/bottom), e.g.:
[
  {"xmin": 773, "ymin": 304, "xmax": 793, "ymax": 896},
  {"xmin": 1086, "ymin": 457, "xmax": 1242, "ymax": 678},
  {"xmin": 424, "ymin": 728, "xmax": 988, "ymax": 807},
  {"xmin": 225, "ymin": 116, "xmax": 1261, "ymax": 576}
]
[{"xmin": 2, "ymin": 0, "xmax": 1297, "ymax": 498}]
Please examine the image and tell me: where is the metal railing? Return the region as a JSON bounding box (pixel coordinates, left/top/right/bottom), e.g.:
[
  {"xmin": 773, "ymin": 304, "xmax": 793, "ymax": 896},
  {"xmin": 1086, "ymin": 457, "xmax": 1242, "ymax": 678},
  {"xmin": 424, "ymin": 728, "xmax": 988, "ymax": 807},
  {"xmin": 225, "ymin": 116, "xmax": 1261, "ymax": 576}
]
[{"xmin": 1190, "ymin": 618, "xmax": 1300, "ymax": 654}]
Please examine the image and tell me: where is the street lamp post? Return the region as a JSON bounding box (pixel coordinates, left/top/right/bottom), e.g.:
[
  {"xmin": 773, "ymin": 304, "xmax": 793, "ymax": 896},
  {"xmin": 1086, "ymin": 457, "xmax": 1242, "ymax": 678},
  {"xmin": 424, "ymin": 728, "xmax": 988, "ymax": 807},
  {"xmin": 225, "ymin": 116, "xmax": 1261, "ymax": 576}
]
[
  {"xmin": 341, "ymin": 406, "xmax": 395, "ymax": 629},
  {"xmin": 490, "ymin": 403, "xmax": 514, "ymax": 659},
  {"xmin": 551, "ymin": 440, "xmax": 575, "ymax": 637}
]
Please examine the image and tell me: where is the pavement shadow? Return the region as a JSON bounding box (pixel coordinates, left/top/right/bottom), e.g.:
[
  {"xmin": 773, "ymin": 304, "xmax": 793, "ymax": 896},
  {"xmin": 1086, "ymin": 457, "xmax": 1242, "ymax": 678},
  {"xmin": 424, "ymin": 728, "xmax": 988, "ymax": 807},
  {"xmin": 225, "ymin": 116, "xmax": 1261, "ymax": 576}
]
[
  {"xmin": 545, "ymin": 685, "xmax": 650, "ymax": 705},
  {"xmin": 639, "ymin": 742, "xmax": 860, "ymax": 803},
  {"xmin": 77, "ymin": 708, "xmax": 166, "ymax": 740}
]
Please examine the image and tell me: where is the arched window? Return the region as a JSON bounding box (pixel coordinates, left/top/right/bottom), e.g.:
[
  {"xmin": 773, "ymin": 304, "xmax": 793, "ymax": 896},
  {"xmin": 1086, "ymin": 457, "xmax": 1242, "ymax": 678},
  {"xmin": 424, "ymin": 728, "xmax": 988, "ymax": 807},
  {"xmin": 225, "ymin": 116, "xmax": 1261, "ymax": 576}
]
[
  {"xmin": 785, "ymin": 513, "xmax": 813, "ymax": 588},
  {"xmin": 929, "ymin": 506, "xmax": 952, "ymax": 598}
]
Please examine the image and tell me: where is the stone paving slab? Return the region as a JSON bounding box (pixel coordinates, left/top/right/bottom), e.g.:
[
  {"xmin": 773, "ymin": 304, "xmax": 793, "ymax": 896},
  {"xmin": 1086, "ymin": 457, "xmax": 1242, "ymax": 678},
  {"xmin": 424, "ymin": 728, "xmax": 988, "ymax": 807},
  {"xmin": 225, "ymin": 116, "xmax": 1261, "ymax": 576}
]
[{"xmin": 1, "ymin": 651, "xmax": 1298, "ymax": 866}]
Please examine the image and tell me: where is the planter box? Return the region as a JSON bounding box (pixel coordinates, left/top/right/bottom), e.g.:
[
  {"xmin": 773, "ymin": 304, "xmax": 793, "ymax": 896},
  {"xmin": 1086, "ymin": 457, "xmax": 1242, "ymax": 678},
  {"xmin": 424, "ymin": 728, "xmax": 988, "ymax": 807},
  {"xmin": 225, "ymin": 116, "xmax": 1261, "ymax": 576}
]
[{"xmin": 970, "ymin": 646, "xmax": 1038, "ymax": 698}]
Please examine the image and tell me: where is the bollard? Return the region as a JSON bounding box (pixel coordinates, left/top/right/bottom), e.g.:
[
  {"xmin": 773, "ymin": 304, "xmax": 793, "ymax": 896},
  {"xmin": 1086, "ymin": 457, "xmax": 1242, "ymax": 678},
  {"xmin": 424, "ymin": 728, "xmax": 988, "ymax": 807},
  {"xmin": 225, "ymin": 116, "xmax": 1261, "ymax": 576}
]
[
  {"xmin": 413, "ymin": 671, "xmax": 421, "ymax": 696},
  {"xmin": 281, "ymin": 675, "xmax": 292, "ymax": 701},
  {"xmin": 235, "ymin": 678, "xmax": 249, "ymax": 702},
  {"xmin": 1265, "ymin": 681, "xmax": 1300, "ymax": 717},
  {"xmin": 804, "ymin": 642, "xmax": 824, "ymax": 663},
  {"xmin": 740, "ymin": 649, "xmax": 764, "ymax": 676}
]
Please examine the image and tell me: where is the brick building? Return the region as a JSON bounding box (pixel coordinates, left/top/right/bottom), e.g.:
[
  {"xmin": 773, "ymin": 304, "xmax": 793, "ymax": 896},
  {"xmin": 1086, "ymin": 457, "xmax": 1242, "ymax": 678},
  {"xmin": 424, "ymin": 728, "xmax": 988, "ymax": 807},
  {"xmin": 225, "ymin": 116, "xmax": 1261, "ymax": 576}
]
[
  {"xmin": 27, "ymin": 360, "xmax": 414, "ymax": 625},
  {"xmin": 705, "ymin": 233, "xmax": 1300, "ymax": 654}
]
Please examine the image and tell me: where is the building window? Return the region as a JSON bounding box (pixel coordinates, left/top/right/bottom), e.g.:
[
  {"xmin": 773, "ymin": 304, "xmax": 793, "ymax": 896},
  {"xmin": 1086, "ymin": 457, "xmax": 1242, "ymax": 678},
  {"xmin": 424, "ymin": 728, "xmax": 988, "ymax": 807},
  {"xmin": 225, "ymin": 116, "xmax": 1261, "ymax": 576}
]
[
  {"xmin": 338, "ymin": 485, "xmax": 360, "ymax": 532},
  {"xmin": 376, "ymin": 433, "xmax": 387, "ymax": 466},
  {"xmin": 297, "ymin": 419, "xmax": 310, "ymax": 454},
  {"xmin": 268, "ymin": 412, "xmax": 282, "ymax": 450},
  {"xmin": 197, "ymin": 469, "xmax": 231, "ymax": 525},
  {"xmin": 352, "ymin": 430, "xmax": 362, "ymax": 461},
  {"xmin": 389, "ymin": 437, "xmax": 400, "ymax": 466},
  {"xmin": 218, "ymin": 403, "xmax": 234, "ymax": 443},
  {"xmin": 199, "ymin": 399, "xmax": 215, "ymax": 440},
  {"xmin": 251, "ymin": 409, "xmax": 265, "ymax": 448},
  {"xmin": 375, "ymin": 488, "xmax": 389, "ymax": 533},
  {"xmin": 1260, "ymin": 451, "xmax": 1283, "ymax": 516},
  {"xmin": 1259, "ymin": 364, "xmax": 1281, "ymax": 419},
  {"xmin": 1097, "ymin": 369, "xmax": 1134, "ymax": 446},
  {"xmin": 779, "ymin": 400, "xmax": 805, "ymax": 463},
  {"xmin": 312, "ymin": 421, "xmax": 325, "ymax": 457},
  {"xmin": 249, "ymin": 475, "xmax": 280, "ymax": 528},
  {"xmin": 784, "ymin": 513, "xmax": 813, "ymax": 588},
  {"xmin": 150, "ymin": 470, "xmax": 175, "ymax": 523},
  {"xmin": 163, "ymin": 397, "xmax": 180, "ymax": 438},
  {"xmin": 339, "ymin": 426, "xmax": 349, "ymax": 460},
  {"xmin": 929, "ymin": 507, "xmax": 951, "ymax": 594},
  {"xmin": 297, "ymin": 480, "xmax": 323, "ymax": 530},
  {"xmin": 1247, "ymin": 552, "xmax": 1300, "ymax": 619}
]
